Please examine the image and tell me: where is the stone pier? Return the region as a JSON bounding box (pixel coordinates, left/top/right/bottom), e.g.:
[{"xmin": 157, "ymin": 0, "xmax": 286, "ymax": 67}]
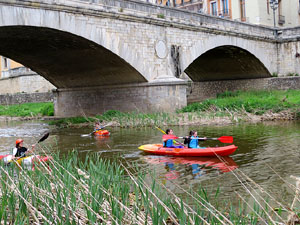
[{"xmin": 54, "ymin": 81, "xmax": 187, "ymax": 117}]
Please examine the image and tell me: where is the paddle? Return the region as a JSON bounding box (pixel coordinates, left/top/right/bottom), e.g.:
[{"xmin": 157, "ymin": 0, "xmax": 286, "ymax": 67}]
[
  {"xmin": 81, "ymin": 122, "xmax": 112, "ymax": 137},
  {"xmin": 162, "ymin": 135, "xmax": 233, "ymax": 144},
  {"xmin": 9, "ymin": 132, "xmax": 50, "ymax": 164},
  {"xmin": 37, "ymin": 132, "xmax": 50, "ymax": 144}
]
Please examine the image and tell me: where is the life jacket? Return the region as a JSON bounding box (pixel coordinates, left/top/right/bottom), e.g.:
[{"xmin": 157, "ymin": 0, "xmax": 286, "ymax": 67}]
[
  {"xmin": 163, "ymin": 139, "xmax": 174, "ymax": 147},
  {"xmin": 189, "ymin": 136, "xmax": 199, "ymax": 148}
]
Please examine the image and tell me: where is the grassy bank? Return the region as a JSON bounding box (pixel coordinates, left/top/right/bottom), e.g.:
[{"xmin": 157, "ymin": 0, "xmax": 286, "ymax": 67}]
[
  {"xmin": 49, "ymin": 90, "xmax": 300, "ymax": 128},
  {"xmin": 0, "ymin": 102, "xmax": 54, "ymax": 117},
  {"xmin": 180, "ymin": 90, "xmax": 300, "ymax": 115},
  {"xmin": 0, "ymin": 151, "xmax": 296, "ymax": 224},
  {"xmin": 1, "ymin": 90, "xmax": 300, "ymax": 126}
]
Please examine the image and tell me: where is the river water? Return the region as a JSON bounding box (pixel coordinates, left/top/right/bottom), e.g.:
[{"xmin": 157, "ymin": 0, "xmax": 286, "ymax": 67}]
[{"xmin": 0, "ymin": 120, "xmax": 300, "ymax": 205}]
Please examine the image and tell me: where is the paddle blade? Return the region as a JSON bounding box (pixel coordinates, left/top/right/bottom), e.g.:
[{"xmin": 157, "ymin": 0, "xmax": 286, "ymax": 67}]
[
  {"xmin": 38, "ymin": 133, "xmax": 49, "ymax": 143},
  {"xmin": 217, "ymin": 136, "xmax": 233, "ymax": 143},
  {"xmin": 162, "ymin": 134, "xmax": 179, "ymax": 140}
]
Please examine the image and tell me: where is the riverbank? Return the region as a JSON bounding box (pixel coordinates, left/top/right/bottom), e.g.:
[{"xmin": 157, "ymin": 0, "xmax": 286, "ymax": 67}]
[{"xmin": 0, "ymin": 90, "xmax": 299, "ymax": 127}]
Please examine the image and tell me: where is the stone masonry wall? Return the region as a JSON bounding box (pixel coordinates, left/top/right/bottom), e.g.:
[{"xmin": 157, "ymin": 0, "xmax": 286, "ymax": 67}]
[
  {"xmin": 0, "ymin": 92, "xmax": 53, "ymax": 105},
  {"xmin": 0, "ymin": 74, "xmax": 55, "ymax": 94},
  {"xmin": 188, "ymin": 77, "xmax": 300, "ymax": 103},
  {"xmin": 54, "ymin": 82, "xmax": 187, "ymax": 117}
]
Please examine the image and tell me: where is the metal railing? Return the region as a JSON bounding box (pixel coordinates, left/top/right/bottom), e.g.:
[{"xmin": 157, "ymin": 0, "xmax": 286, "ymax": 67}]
[{"xmin": 211, "ymin": 9, "xmax": 231, "ymax": 19}]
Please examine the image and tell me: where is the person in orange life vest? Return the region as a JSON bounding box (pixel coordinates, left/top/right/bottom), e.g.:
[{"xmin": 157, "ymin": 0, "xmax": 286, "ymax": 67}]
[
  {"xmin": 162, "ymin": 129, "xmax": 184, "ymax": 148},
  {"xmin": 184, "ymin": 130, "xmax": 207, "ymax": 148},
  {"xmin": 12, "ymin": 139, "xmax": 35, "ymax": 158}
]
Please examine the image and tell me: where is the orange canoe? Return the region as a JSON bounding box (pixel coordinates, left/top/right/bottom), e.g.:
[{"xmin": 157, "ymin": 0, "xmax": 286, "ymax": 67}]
[{"xmin": 138, "ymin": 144, "xmax": 237, "ymax": 157}]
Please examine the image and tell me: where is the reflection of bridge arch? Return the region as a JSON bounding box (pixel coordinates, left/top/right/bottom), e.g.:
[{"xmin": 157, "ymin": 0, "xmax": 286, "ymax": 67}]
[
  {"xmin": 0, "ymin": 26, "xmax": 147, "ymax": 88},
  {"xmin": 182, "ymin": 36, "xmax": 272, "ymax": 81}
]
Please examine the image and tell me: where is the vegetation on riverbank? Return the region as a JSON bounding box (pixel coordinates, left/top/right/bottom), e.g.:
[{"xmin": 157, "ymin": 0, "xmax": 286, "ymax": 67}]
[
  {"xmin": 0, "ymin": 150, "xmax": 297, "ymax": 224},
  {"xmin": 0, "ymin": 102, "xmax": 54, "ymax": 117},
  {"xmin": 1, "ymin": 90, "xmax": 299, "ymax": 126},
  {"xmin": 179, "ymin": 90, "xmax": 300, "ymax": 116},
  {"xmin": 48, "ymin": 90, "xmax": 300, "ymax": 128}
]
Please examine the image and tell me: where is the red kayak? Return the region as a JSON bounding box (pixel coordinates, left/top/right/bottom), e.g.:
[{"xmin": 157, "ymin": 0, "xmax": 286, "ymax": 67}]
[
  {"xmin": 138, "ymin": 144, "xmax": 238, "ymax": 157},
  {"xmin": 94, "ymin": 130, "xmax": 110, "ymax": 137}
]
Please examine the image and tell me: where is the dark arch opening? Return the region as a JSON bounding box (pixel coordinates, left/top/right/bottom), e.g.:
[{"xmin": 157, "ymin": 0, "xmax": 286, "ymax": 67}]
[
  {"xmin": 0, "ymin": 26, "xmax": 146, "ymax": 88},
  {"xmin": 185, "ymin": 45, "xmax": 271, "ymax": 81}
]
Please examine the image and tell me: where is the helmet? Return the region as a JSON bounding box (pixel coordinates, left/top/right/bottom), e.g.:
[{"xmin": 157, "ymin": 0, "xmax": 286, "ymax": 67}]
[{"xmin": 16, "ymin": 139, "xmax": 24, "ymax": 145}]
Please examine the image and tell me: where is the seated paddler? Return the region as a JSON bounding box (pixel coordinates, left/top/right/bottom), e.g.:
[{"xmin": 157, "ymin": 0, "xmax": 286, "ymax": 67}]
[{"xmin": 162, "ymin": 129, "xmax": 183, "ymax": 148}]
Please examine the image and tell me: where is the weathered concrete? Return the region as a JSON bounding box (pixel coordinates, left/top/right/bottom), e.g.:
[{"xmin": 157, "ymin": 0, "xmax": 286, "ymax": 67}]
[
  {"xmin": 54, "ymin": 81, "xmax": 187, "ymax": 117},
  {"xmin": 0, "ymin": 92, "xmax": 53, "ymax": 105},
  {"xmin": 0, "ymin": 0, "xmax": 299, "ymax": 116},
  {"xmin": 188, "ymin": 77, "xmax": 300, "ymax": 102}
]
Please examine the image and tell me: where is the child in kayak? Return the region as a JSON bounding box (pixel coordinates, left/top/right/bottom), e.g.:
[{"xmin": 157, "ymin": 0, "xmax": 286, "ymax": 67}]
[
  {"xmin": 184, "ymin": 131, "xmax": 207, "ymax": 148},
  {"xmin": 94, "ymin": 122, "xmax": 102, "ymax": 132},
  {"xmin": 12, "ymin": 139, "xmax": 35, "ymax": 158},
  {"xmin": 163, "ymin": 129, "xmax": 184, "ymax": 148}
]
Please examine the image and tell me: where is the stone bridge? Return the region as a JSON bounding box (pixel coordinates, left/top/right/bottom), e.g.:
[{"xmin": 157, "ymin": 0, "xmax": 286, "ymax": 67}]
[{"xmin": 0, "ymin": 0, "xmax": 299, "ymax": 116}]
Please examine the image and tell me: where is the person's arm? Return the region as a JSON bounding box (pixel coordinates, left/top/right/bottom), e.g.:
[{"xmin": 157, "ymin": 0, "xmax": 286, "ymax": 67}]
[
  {"xmin": 198, "ymin": 137, "xmax": 207, "ymax": 141},
  {"xmin": 26, "ymin": 145, "xmax": 35, "ymax": 154}
]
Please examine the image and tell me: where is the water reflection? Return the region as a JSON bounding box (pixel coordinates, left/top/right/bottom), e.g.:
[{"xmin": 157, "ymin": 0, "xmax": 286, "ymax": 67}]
[{"xmin": 142, "ymin": 155, "xmax": 238, "ymax": 181}]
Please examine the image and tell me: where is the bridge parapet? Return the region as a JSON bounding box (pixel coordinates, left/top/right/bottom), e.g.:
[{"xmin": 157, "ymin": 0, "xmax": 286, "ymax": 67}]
[
  {"xmin": 278, "ymin": 27, "xmax": 300, "ymax": 40},
  {"xmin": 1, "ymin": 0, "xmax": 276, "ymax": 41}
]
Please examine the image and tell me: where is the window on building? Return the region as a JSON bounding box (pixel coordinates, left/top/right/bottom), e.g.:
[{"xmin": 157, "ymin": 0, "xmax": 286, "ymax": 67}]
[
  {"xmin": 3, "ymin": 57, "xmax": 8, "ymax": 69},
  {"xmin": 211, "ymin": 1, "xmax": 217, "ymax": 16},
  {"xmin": 278, "ymin": 0, "xmax": 282, "ymax": 15},
  {"xmin": 221, "ymin": 0, "xmax": 229, "ymax": 15},
  {"xmin": 267, "ymin": 0, "xmax": 270, "ymax": 14},
  {"xmin": 240, "ymin": 0, "xmax": 246, "ymax": 21}
]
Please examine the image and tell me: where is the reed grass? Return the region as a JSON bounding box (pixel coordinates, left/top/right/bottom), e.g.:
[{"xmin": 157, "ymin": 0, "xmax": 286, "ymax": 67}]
[
  {"xmin": 48, "ymin": 110, "xmax": 178, "ymax": 128},
  {"xmin": 0, "ymin": 147, "xmax": 299, "ymax": 224}
]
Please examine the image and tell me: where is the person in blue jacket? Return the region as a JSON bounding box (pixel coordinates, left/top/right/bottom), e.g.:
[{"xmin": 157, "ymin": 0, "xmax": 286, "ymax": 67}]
[
  {"xmin": 162, "ymin": 129, "xmax": 183, "ymax": 148},
  {"xmin": 184, "ymin": 130, "xmax": 207, "ymax": 148}
]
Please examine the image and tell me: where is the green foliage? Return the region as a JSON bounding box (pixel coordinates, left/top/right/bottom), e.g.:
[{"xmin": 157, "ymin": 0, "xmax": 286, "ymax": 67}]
[
  {"xmin": 217, "ymin": 90, "xmax": 240, "ymax": 98},
  {"xmin": 48, "ymin": 116, "xmax": 94, "ymax": 127},
  {"xmin": 157, "ymin": 13, "xmax": 165, "ymax": 19},
  {"xmin": 0, "ymin": 151, "xmax": 290, "ymax": 224},
  {"xmin": 286, "ymin": 72, "xmax": 300, "ymax": 77},
  {"xmin": 271, "ymin": 72, "xmax": 278, "ymax": 77},
  {"xmin": 179, "ymin": 90, "xmax": 300, "ymax": 115},
  {"xmin": 0, "ymin": 102, "xmax": 54, "ymax": 117}
]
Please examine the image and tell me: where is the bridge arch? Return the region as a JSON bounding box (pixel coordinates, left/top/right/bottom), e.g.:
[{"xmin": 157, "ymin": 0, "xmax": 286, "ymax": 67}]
[
  {"xmin": 0, "ymin": 6, "xmax": 149, "ymax": 88},
  {"xmin": 182, "ymin": 36, "xmax": 272, "ymax": 81}
]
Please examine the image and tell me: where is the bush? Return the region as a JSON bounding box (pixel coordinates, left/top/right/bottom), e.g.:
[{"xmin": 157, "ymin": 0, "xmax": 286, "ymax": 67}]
[{"xmin": 41, "ymin": 104, "xmax": 54, "ymax": 116}]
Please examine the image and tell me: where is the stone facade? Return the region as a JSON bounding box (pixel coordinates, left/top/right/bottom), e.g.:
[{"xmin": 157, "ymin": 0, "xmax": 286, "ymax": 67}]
[
  {"xmin": 188, "ymin": 77, "xmax": 300, "ymax": 102},
  {"xmin": 0, "ymin": 73, "xmax": 55, "ymax": 94},
  {"xmin": 0, "ymin": 92, "xmax": 53, "ymax": 105},
  {"xmin": 54, "ymin": 82, "xmax": 187, "ymax": 117}
]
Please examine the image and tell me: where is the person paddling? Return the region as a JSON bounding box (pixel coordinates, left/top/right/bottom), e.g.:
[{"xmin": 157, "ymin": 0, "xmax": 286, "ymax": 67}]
[
  {"xmin": 94, "ymin": 122, "xmax": 102, "ymax": 132},
  {"xmin": 162, "ymin": 129, "xmax": 183, "ymax": 148},
  {"xmin": 12, "ymin": 139, "xmax": 35, "ymax": 159},
  {"xmin": 184, "ymin": 131, "xmax": 207, "ymax": 149}
]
